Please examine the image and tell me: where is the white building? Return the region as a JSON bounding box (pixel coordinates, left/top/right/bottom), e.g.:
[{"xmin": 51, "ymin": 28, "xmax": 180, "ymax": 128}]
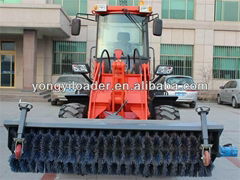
[{"xmin": 0, "ymin": 0, "xmax": 239, "ymax": 97}]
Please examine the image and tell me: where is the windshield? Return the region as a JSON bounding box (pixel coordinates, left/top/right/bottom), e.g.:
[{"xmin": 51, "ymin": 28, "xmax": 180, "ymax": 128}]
[
  {"xmin": 97, "ymin": 14, "xmax": 148, "ymax": 58},
  {"xmin": 166, "ymin": 77, "xmax": 194, "ymax": 85}
]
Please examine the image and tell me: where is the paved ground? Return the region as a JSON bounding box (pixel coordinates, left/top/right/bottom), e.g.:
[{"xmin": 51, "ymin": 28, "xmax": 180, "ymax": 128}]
[{"xmin": 0, "ymin": 101, "xmax": 239, "ymax": 180}]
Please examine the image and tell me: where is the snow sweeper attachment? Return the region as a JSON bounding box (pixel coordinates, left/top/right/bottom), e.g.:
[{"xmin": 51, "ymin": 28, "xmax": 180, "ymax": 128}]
[{"xmin": 4, "ymin": 103, "xmax": 223, "ymax": 177}]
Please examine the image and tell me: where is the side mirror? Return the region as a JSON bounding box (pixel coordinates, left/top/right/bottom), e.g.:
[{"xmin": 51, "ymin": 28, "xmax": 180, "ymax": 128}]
[
  {"xmin": 153, "ymin": 18, "xmax": 162, "ymax": 36},
  {"xmin": 72, "ymin": 64, "xmax": 90, "ymax": 74},
  {"xmin": 220, "ymin": 86, "xmax": 224, "ymax": 89},
  {"xmin": 71, "ymin": 18, "xmax": 81, "ymax": 36},
  {"xmin": 155, "ymin": 65, "xmax": 173, "ymax": 75}
]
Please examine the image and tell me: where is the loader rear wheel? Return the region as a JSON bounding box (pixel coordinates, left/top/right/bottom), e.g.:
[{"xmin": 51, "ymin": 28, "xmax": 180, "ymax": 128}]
[
  {"xmin": 154, "ymin": 105, "xmax": 180, "ymax": 120},
  {"xmin": 59, "ymin": 103, "xmax": 87, "ymax": 118}
]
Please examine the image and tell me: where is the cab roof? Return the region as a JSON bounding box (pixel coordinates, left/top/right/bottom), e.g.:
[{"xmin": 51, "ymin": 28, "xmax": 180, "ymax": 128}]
[{"xmin": 93, "ymin": 6, "xmax": 152, "ymax": 16}]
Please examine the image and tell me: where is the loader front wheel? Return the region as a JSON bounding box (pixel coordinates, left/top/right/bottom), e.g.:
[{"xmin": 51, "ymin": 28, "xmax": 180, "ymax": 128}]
[
  {"xmin": 59, "ymin": 103, "xmax": 87, "ymax": 118},
  {"xmin": 153, "ymin": 105, "xmax": 180, "ymax": 120}
]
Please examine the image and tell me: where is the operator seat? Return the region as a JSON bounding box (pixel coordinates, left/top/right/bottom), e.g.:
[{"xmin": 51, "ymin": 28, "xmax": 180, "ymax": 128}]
[
  {"xmin": 116, "ymin": 33, "xmax": 142, "ymax": 74},
  {"xmin": 117, "ymin": 32, "xmax": 132, "ymax": 55},
  {"xmin": 104, "ymin": 32, "xmax": 132, "ymax": 73},
  {"xmin": 104, "ymin": 32, "xmax": 141, "ymax": 74}
]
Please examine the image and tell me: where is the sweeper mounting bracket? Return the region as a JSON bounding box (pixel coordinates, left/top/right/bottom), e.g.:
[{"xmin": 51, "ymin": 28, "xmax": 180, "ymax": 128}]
[
  {"xmin": 13, "ymin": 100, "xmax": 33, "ymax": 159},
  {"xmin": 196, "ymin": 106, "xmax": 213, "ymax": 166}
]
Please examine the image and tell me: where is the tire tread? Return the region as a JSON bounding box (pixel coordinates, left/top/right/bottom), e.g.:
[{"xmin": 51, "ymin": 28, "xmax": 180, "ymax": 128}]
[
  {"xmin": 59, "ymin": 103, "xmax": 87, "ymax": 118},
  {"xmin": 154, "ymin": 105, "xmax": 180, "ymax": 120}
]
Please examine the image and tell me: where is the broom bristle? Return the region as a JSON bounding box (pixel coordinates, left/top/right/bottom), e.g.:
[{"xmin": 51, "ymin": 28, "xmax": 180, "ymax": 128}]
[{"xmin": 9, "ymin": 127, "xmax": 215, "ymax": 177}]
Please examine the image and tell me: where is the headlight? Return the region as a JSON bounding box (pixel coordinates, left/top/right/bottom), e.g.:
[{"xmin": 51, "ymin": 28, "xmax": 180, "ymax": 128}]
[
  {"xmin": 139, "ymin": 6, "xmax": 152, "ymax": 13},
  {"xmin": 72, "ymin": 64, "xmax": 90, "ymax": 74},
  {"xmin": 94, "ymin": 4, "xmax": 107, "ymax": 12},
  {"xmin": 155, "ymin": 65, "xmax": 173, "ymax": 75}
]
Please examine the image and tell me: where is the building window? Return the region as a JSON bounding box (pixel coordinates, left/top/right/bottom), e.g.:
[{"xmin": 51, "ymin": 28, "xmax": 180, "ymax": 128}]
[
  {"xmin": 1, "ymin": 41, "xmax": 15, "ymax": 51},
  {"xmin": 215, "ymin": 0, "xmax": 240, "ymax": 21},
  {"xmin": 213, "ymin": 46, "xmax": 240, "ymax": 79},
  {"xmin": 162, "ymin": 0, "xmax": 194, "ymax": 19},
  {"xmin": 160, "ymin": 44, "xmax": 193, "ymax": 76},
  {"xmin": 0, "ymin": 0, "xmax": 22, "ymax": 3},
  {"xmin": 53, "ymin": 0, "xmax": 87, "ymax": 16},
  {"xmin": 0, "ymin": 41, "xmax": 16, "ymax": 87},
  {"xmin": 53, "ymin": 41, "xmax": 87, "ymax": 75},
  {"xmin": 108, "ymin": 0, "xmax": 139, "ymax": 6}
]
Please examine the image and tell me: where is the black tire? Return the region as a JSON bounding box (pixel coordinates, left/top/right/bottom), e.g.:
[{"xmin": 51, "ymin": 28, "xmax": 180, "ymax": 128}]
[
  {"xmin": 189, "ymin": 101, "xmax": 196, "ymax": 108},
  {"xmin": 153, "ymin": 105, "xmax": 180, "ymax": 120},
  {"xmin": 59, "ymin": 103, "xmax": 87, "ymax": 118},
  {"xmin": 232, "ymin": 97, "xmax": 239, "ymax": 108},
  {"xmin": 217, "ymin": 95, "xmax": 222, "ymax": 104},
  {"xmin": 51, "ymin": 100, "xmax": 57, "ymax": 106}
]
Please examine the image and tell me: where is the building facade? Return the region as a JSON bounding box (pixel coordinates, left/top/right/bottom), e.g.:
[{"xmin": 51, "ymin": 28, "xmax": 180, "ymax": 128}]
[{"xmin": 0, "ymin": 0, "xmax": 239, "ymax": 92}]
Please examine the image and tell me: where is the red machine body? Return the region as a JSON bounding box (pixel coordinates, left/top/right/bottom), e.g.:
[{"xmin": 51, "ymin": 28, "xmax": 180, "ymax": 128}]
[
  {"xmin": 88, "ymin": 49, "xmax": 150, "ymax": 120},
  {"xmin": 88, "ymin": 6, "xmax": 152, "ymax": 120}
]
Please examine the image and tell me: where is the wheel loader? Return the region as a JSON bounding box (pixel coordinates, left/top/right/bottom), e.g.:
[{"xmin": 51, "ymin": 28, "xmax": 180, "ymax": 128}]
[{"xmin": 4, "ymin": 4, "xmax": 224, "ymax": 177}]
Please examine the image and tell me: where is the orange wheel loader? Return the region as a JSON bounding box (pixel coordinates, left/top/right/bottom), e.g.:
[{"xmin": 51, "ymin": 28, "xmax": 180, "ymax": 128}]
[{"xmin": 4, "ymin": 4, "xmax": 223, "ymax": 177}]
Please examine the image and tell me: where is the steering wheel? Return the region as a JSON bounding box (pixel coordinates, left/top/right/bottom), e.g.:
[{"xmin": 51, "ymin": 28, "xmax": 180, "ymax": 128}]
[
  {"xmin": 127, "ymin": 55, "xmax": 131, "ymax": 72},
  {"xmin": 132, "ymin": 48, "xmax": 141, "ymax": 74},
  {"xmin": 100, "ymin": 49, "xmax": 111, "ymax": 73}
]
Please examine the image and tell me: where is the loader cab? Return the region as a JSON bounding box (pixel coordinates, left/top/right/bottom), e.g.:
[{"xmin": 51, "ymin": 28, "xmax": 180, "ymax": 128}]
[
  {"xmin": 71, "ymin": 5, "xmax": 163, "ymax": 63},
  {"xmin": 96, "ymin": 13, "xmax": 149, "ymax": 59}
]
